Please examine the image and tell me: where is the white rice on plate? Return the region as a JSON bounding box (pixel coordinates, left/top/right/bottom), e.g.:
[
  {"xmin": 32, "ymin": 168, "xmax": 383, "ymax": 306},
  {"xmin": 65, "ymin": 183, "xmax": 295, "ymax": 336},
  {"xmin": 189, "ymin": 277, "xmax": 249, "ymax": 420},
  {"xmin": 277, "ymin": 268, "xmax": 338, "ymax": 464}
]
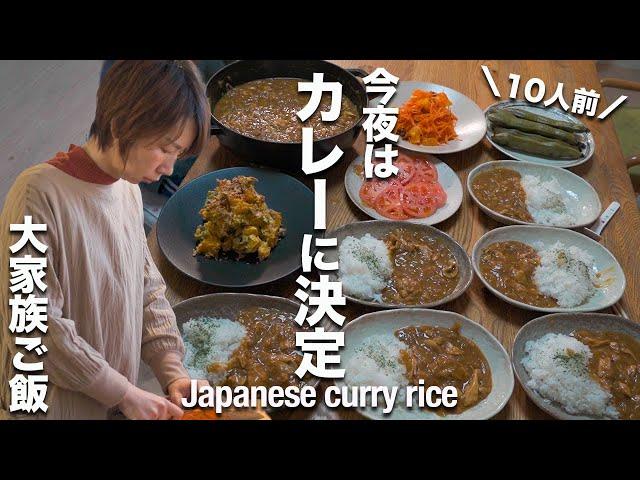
[
  {"xmin": 522, "ymin": 333, "xmax": 617, "ymax": 418},
  {"xmin": 338, "ymin": 234, "xmax": 392, "ymax": 302},
  {"xmin": 343, "ymin": 334, "xmax": 408, "ymax": 389},
  {"xmin": 182, "ymin": 316, "xmax": 246, "ymax": 383},
  {"xmin": 521, "ymin": 175, "xmax": 575, "ymax": 227},
  {"xmin": 533, "ymin": 241, "xmax": 597, "ymax": 308}
]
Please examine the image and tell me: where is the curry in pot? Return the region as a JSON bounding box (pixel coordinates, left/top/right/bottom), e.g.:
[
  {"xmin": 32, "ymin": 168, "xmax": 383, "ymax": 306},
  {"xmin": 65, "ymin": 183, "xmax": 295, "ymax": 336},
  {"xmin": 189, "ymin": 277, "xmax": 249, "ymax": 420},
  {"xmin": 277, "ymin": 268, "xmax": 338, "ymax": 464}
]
[{"xmin": 213, "ymin": 78, "xmax": 359, "ymax": 142}]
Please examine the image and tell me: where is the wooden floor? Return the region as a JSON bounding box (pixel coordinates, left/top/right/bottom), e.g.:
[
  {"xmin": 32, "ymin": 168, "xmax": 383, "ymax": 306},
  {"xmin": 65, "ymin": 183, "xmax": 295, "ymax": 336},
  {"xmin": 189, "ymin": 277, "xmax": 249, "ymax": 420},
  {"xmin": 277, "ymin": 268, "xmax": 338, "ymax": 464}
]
[{"xmin": 0, "ymin": 60, "xmax": 102, "ymax": 204}]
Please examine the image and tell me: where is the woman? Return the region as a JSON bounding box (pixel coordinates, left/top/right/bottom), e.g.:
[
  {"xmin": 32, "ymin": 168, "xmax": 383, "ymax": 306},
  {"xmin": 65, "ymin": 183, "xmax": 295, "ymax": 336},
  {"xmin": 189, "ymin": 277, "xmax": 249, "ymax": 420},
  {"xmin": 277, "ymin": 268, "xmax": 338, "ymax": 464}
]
[
  {"xmin": 100, "ymin": 59, "xmax": 232, "ymax": 201},
  {"xmin": 0, "ymin": 60, "xmax": 209, "ymax": 419}
]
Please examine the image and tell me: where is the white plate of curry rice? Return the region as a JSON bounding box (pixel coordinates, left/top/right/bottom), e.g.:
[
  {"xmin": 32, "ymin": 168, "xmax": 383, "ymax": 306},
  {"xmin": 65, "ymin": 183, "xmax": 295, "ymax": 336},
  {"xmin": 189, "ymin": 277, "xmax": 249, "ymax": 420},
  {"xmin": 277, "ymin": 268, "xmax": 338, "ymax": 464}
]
[
  {"xmin": 512, "ymin": 313, "xmax": 640, "ymax": 420},
  {"xmin": 484, "ymin": 100, "xmax": 595, "ymax": 169},
  {"xmin": 467, "ymin": 160, "xmax": 601, "ymax": 228},
  {"xmin": 336, "ymin": 309, "xmax": 514, "ymax": 420},
  {"xmin": 173, "ymin": 293, "xmax": 322, "ymax": 396},
  {"xmin": 472, "ymin": 225, "xmax": 626, "ymax": 313},
  {"xmin": 324, "ymin": 220, "xmax": 473, "ymax": 309}
]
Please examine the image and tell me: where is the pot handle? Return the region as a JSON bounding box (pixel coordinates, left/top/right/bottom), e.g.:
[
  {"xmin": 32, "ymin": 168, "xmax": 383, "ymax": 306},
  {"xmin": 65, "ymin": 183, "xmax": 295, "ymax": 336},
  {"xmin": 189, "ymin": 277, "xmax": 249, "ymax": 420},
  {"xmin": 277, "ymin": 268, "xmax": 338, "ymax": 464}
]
[
  {"xmin": 346, "ymin": 68, "xmax": 369, "ymax": 78},
  {"xmin": 210, "ymin": 117, "xmax": 223, "ymax": 136},
  {"xmin": 346, "ymin": 67, "xmax": 384, "ymax": 103}
]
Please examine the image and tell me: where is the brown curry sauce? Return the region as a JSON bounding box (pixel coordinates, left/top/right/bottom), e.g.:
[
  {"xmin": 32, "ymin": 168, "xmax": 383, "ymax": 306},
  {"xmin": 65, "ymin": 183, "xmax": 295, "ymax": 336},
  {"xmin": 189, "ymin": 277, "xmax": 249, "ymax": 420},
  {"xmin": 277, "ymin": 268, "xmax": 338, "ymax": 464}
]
[
  {"xmin": 207, "ymin": 307, "xmax": 307, "ymax": 389},
  {"xmin": 471, "ymin": 167, "xmax": 533, "ymax": 223},
  {"xmin": 574, "ymin": 329, "xmax": 640, "ymax": 420},
  {"xmin": 479, "ymin": 240, "xmax": 557, "ymax": 308},
  {"xmin": 395, "ymin": 324, "xmax": 492, "ymax": 415},
  {"xmin": 213, "ymin": 78, "xmax": 359, "ymax": 143},
  {"xmin": 382, "ymin": 229, "xmax": 459, "ymax": 305}
]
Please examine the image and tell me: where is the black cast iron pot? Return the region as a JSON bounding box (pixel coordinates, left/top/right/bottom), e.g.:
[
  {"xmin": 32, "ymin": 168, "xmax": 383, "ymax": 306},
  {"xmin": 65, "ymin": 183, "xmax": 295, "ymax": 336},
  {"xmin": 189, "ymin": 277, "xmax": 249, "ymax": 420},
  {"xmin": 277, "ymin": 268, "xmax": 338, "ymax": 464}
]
[{"xmin": 206, "ymin": 60, "xmax": 368, "ymax": 172}]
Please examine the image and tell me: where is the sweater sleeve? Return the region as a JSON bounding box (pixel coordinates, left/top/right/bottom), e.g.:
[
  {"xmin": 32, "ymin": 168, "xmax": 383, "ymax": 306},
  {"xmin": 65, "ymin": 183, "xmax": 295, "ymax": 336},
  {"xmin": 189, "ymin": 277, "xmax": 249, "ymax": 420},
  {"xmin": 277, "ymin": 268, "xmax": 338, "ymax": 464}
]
[
  {"xmin": 0, "ymin": 173, "xmax": 131, "ymax": 410},
  {"xmin": 140, "ymin": 240, "xmax": 189, "ymax": 392}
]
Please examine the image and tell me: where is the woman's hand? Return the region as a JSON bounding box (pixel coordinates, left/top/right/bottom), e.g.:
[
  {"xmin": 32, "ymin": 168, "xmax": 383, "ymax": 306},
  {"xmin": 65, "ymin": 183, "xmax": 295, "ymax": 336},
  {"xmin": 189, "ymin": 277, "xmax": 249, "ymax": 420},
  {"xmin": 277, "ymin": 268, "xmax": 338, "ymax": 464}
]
[
  {"xmin": 118, "ymin": 384, "xmax": 183, "ymax": 420},
  {"xmin": 167, "ymin": 377, "xmax": 210, "ymax": 407}
]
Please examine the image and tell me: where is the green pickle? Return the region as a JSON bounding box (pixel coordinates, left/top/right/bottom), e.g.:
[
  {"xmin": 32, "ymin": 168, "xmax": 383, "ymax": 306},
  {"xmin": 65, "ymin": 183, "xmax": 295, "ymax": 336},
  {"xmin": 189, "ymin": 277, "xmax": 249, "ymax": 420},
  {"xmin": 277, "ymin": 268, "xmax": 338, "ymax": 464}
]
[
  {"xmin": 488, "ymin": 110, "xmax": 581, "ymax": 145},
  {"xmin": 491, "ymin": 127, "xmax": 583, "ymax": 159},
  {"xmin": 507, "ymin": 107, "xmax": 588, "ymax": 133}
]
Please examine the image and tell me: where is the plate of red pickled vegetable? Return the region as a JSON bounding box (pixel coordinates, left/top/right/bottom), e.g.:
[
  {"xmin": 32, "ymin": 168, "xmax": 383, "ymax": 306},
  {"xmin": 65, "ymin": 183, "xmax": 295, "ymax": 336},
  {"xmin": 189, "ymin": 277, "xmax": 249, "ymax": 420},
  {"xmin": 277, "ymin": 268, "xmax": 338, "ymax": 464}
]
[
  {"xmin": 389, "ymin": 81, "xmax": 486, "ymax": 154},
  {"xmin": 345, "ymin": 151, "xmax": 463, "ymax": 225}
]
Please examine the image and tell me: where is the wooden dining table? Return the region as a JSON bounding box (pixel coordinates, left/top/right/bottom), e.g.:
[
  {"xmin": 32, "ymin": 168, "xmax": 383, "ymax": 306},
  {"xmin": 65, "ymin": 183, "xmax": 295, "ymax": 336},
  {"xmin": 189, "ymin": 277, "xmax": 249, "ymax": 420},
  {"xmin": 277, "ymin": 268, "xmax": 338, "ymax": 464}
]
[{"xmin": 147, "ymin": 60, "xmax": 640, "ymax": 420}]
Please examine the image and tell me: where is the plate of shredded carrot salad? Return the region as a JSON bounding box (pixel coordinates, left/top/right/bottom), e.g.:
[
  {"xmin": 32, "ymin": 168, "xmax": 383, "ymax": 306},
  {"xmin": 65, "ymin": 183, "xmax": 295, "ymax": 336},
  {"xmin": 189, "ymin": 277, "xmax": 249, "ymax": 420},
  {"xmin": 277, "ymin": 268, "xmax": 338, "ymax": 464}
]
[
  {"xmin": 344, "ymin": 150, "xmax": 463, "ymax": 225},
  {"xmin": 387, "ymin": 81, "xmax": 486, "ymax": 154}
]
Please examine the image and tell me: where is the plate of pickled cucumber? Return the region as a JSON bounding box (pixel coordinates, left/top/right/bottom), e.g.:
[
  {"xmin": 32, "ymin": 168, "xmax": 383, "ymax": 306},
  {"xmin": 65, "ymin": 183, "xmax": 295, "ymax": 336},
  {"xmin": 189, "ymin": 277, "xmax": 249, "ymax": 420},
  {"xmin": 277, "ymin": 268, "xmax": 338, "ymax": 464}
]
[{"xmin": 484, "ymin": 100, "xmax": 594, "ymax": 168}]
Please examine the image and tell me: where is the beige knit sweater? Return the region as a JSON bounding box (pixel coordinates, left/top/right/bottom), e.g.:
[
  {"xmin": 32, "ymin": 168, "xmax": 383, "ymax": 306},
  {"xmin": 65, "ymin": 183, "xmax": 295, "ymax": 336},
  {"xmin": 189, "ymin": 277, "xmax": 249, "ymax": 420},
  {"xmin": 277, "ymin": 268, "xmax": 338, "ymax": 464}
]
[{"xmin": 0, "ymin": 159, "xmax": 189, "ymax": 419}]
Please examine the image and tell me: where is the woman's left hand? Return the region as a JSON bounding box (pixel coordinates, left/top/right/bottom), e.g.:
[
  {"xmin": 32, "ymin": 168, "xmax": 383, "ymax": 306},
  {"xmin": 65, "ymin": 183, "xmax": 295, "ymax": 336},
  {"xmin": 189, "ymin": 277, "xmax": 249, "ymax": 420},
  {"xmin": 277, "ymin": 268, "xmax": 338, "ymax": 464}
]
[{"xmin": 167, "ymin": 377, "xmax": 210, "ymax": 407}]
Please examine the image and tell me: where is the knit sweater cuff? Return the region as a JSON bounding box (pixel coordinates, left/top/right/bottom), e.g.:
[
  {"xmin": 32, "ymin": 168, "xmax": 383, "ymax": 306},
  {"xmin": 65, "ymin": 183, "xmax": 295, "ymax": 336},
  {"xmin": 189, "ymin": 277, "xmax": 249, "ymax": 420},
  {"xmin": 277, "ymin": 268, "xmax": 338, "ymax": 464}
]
[
  {"xmin": 148, "ymin": 350, "xmax": 189, "ymax": 393},
  {"xmin": 81, "ymin": 364, "xmax": 130, "ymax": 408}
]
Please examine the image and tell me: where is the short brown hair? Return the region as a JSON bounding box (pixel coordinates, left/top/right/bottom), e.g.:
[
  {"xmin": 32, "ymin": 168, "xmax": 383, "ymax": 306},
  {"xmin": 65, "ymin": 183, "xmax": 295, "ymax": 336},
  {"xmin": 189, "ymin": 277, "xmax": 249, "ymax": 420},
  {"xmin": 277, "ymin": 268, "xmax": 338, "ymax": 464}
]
[{"xmin": 89, "ymin": 60, "xmax": 210, "ymax": 160}]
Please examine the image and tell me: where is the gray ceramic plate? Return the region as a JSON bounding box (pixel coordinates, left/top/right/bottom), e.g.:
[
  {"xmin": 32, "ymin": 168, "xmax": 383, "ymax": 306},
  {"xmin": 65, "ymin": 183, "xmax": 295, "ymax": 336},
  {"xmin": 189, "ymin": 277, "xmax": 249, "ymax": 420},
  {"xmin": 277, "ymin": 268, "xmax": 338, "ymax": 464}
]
[
  {"xmin": 156, "ymin": 167, "xmax": 314, "ymax": 287},
  {"xmin": 173, "ymin": 292, "xmax": 302, "ymax": 331},
  {"xmin": 484, "ymin": 100, "xmax": 594, "ymax": 168},
  {"xmin": 512, "ymin": 312, "xmax": 640, "ymax": 420},
  {"xmin": 472, "ymin": 225, "xmax": 625, "ymax": 313},
  {"xmin": 335, "ymin": 308, "xmax": 514, "ymax": 420},
  {"xmin": 467, "ymin": 160, "xmax": 601, "ymax": 228},
  {"xmin": 325, "ymin": 220, "xmax": 473, "ymax": 309},
  {"xmin": 172, "ymin": 293, "xmax": 322, "ymax": 394}
]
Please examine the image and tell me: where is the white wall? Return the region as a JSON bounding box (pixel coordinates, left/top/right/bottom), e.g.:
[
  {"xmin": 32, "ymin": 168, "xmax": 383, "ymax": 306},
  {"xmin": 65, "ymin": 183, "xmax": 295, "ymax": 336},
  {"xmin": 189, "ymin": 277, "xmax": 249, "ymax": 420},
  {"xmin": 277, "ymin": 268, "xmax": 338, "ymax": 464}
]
[{"xmin": 0, "ymin": 60, "xmax": 102, "ymax": 205}]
